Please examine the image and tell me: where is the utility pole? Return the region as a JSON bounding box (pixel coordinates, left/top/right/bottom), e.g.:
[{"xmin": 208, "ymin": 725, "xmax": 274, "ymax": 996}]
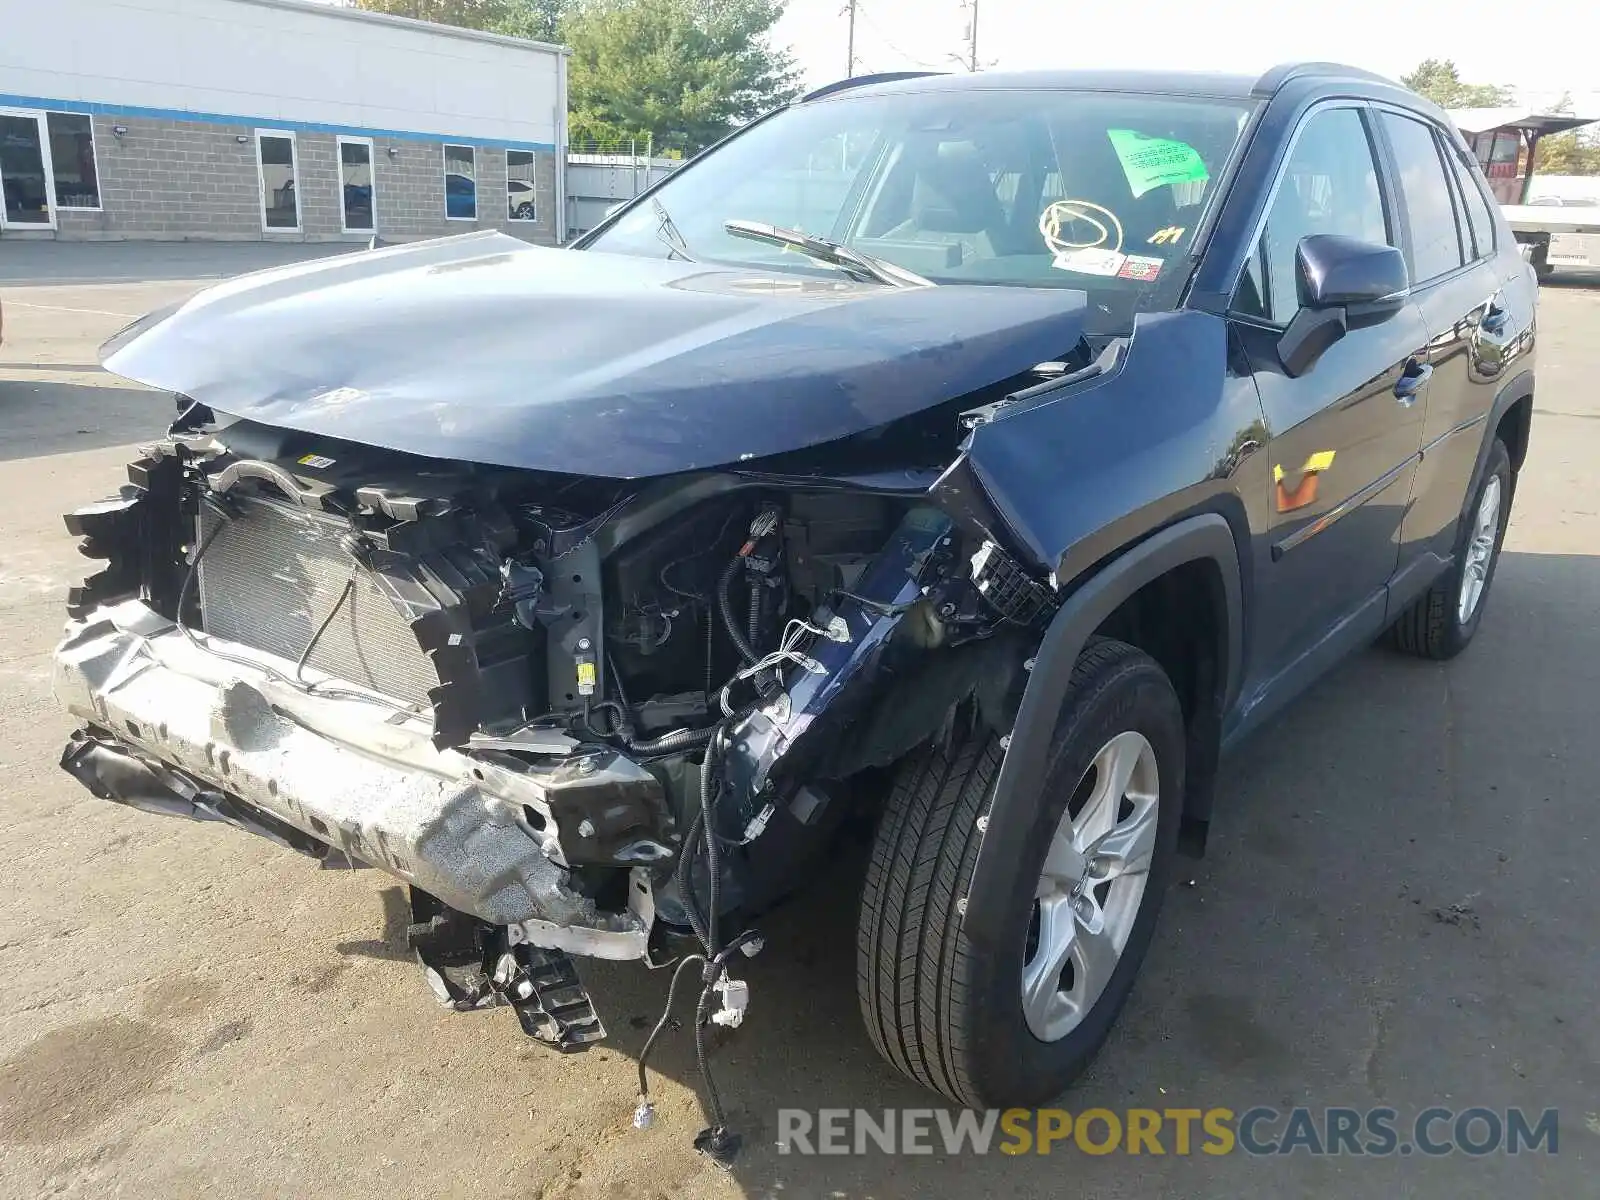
[
  {"xmin": 845, "ymin": 0, "xmax": 858, "ymax": 77},
  {"xmin": 965, "ymin": 0, "xmax": 980, "ymax": 72}
]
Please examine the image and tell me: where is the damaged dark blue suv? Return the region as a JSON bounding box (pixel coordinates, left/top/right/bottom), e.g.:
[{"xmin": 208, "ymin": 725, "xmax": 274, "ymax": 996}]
[{"xmin": 54, "ymin": 63, "xmax": 1534, "ymax": 1139}]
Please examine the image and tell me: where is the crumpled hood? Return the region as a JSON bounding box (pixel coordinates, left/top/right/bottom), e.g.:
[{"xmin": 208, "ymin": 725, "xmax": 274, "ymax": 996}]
[{"xmin": 102, "ymin": 231, "xmax": 1090, "ymax": 478}]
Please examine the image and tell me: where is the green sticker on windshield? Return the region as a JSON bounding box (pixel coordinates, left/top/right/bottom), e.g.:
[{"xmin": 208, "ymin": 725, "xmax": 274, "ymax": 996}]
[{"xmin": 1106, "ymin": 129, "xmax": 1209, "ymax": 198}]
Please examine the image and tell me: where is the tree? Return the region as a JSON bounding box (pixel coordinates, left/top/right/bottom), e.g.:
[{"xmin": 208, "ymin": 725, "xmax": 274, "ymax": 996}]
[
  {"xmin": 491, "ymin": 0, "xmax": 571, "ymax": 41},
  {"xmin": 355, "ymin": 0, "xmax": 570, "ymax": 38},
  {"xmin": 1532, "ymin": 93, "xmax": 1600, "ymax": 176},
  {"xmin": 355, "ymin": 0, "xmax": 801, "ymax": 152},
  {"xmin": 563, "ymin": 0, "xmax": 802, "ymax": 151},
  {"xmin": 1533, "ymin": 132, "xmax": 1600, "ymax": 175},
  {"xmin": 1400, "ymin": 59, "xmax": 1512, "ymax": 109},
  {"xmin": 354, "ymin": 0, "xmax": 516, "ymax": 28}
]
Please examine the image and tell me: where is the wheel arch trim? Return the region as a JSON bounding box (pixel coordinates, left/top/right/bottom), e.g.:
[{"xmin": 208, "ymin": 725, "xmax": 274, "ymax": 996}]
[
  {"xmin": 1460, "ymin": 369, "xmax": 1534, "ymax": 533},
  {"xmin": 962, "ymin": 512, "xmax": 1242, "ymax": 947}
]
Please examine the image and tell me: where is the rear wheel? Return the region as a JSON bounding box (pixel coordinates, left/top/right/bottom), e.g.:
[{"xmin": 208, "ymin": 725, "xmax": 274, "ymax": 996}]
[
  {"xmin": 1389, "ymin": 437, "xmax": 1512, "ymax": 660},
  {"xmin": 856, "ymin": 638, "xmax": 1184, "ymax": 1106}
]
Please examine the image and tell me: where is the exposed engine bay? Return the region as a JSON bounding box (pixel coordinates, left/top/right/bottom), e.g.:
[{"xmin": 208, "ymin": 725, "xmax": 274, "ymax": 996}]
[{"xmin": 54, "ymin": 396, "xmax": 1061, "ymax": 1078}]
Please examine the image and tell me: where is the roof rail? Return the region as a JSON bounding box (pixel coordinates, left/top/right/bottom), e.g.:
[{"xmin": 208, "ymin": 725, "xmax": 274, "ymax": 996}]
[
  {"xmin": 802, "ymin": 71, "xmax": 945, "ymax": 102},
  {"xmin": 1252, "ymin": 61, "xmax": 1396, "ymax": 98}
]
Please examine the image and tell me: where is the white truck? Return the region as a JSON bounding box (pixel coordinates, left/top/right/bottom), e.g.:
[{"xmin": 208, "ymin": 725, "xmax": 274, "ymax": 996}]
[
  {"xmin": 1502, "ymin": 202, "xmax": 1600, "ymax": 280},
  {"xmin": 1450, "ymin": 106, "xmax": 1600, "ymax": 280}
]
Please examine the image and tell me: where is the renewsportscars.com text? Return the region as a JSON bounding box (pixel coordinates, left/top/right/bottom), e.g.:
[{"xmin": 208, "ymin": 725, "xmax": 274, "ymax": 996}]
[{"xmin": 776, "ymin": 1106, "xmax": 1560, "ymax": 1157}]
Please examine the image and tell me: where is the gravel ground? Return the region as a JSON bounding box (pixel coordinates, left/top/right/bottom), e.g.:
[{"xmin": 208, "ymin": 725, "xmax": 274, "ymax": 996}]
[{"xmin": 1, "ymin": 243, "xmax": 1597, "ymax": 1199}]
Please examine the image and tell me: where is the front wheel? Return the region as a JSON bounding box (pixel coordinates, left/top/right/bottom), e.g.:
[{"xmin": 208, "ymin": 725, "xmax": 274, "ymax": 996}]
[{"xmin": 856, "ymin": 638, "xmax": 1185, "ymax": 1106}]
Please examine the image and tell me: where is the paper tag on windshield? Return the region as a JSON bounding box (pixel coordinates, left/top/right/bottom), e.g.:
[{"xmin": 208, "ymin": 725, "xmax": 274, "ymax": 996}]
[
  {"xmin": 1106, "ymin": 129, "xmax": 1210, "ymax": 198},
  {"xmin": 1052, "ymin": 247, "xmax": 1126, "ymax": 276}
]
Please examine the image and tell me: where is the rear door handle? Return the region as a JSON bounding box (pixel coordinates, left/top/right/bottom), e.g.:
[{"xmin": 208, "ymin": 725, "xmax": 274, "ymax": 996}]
[{"xmin": 1393, "ymin": 360, "xmax": 1432, "ymax": 404}]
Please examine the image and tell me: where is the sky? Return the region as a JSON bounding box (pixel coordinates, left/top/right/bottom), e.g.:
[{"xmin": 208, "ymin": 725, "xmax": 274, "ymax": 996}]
[{"xmin": 771, "ymin": 0, "xmax": 1600, "ymax": 114}]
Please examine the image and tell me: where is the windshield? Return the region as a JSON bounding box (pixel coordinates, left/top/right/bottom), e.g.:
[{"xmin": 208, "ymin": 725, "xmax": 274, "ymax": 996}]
[{"xmin": 585, "ymin": 86, "xmax": 1254, "ymax": 308}]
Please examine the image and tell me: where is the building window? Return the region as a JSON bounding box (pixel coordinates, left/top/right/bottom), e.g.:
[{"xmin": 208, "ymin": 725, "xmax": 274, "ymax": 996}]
[
  {"xmin": 338, "ymin": 136, "xmax": 375, "ymax": 232},
  {"xmin": 47, "ymin": 113, "xmax": 101, "ymax": 210},
  {"xmin": 256, "ymin": 130, "xmax": 300, "ymax": 231},
  {"xmin": 507, "ymin": 149, "xmax": 536, "ymax": 221},
  {"xmin": 444, "ymin": 144, "xmax": 476, "ymax": 220}
]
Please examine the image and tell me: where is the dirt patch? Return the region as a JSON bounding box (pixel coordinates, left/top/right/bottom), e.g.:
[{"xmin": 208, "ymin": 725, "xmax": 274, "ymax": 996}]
[
  {"xmin": 141, "ymin": 972, "xmax": 219, "ymax": 1021},
  {"xmin": 0, "ymin": 1017, "xmax": 179, "ymax": 1145},
  {"xmin": 1182, "ymin": 993, "xmax": 1292, "ymax": 1071},
  {"xmin": 194, "ymin": 1017, "xmax": 253, "ymax": 1057},
  {"xmin": 293, "ymin": 957, "xmax": 351, "ymax": 995}
]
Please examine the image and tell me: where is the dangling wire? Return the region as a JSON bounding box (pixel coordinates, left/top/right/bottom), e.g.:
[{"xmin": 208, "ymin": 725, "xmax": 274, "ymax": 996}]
[{"xmin": 718, "ymin": 617, "xmax": 831, "ymax": 716}]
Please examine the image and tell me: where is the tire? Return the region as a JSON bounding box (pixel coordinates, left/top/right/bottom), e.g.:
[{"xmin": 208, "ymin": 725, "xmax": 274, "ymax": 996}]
[
  {"xmin": 1389, "ymin": 437, "xmax": 1512, "ymax": 660},
  {"xmin": 856, "ymin": 638, "xmax": 1185, "ymax": 1107}
]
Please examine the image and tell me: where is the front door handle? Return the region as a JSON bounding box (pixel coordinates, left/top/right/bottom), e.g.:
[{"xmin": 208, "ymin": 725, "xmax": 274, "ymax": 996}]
[{"xmin": 1394, "ymin": 360, "xmax": 1432, "ymax": 404}]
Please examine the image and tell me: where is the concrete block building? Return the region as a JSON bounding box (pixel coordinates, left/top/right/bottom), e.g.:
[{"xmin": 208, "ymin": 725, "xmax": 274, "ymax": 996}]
[{"xmin": 0, "ymin": 0, "xmax": 568, "ymax": 243}]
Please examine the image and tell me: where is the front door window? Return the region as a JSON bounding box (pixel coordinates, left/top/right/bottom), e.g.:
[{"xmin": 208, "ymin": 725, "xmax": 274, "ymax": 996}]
[{"xmin": 0, "ymin": 111, "xmax": 55, "ymax": 226}]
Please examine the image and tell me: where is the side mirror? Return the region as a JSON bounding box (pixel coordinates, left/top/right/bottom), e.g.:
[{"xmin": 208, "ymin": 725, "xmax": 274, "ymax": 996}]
[{"xmin": 1278, "ymin": 235, "xmax": 1409, "ymax": 377}]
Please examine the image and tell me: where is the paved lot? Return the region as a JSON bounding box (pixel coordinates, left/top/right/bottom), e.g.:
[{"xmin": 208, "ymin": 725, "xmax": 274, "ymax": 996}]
[{"xmin": 1, "ymin": 244, "xmax": 1597, "ymax": 1199}]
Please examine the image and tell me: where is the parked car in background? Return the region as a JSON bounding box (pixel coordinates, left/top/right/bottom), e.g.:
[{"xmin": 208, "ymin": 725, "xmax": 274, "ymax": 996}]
[
  {"xmin": 445, "ymin": 171, "xmax": 476, "ymax": 220},
  {"xmin": 52, "ymin": 63, "xmax": 1534, "ymax": 1157},
  {"xmin": 508, "ymin": 178, "xmax": 536, "ymax": 220},
  {"xmin": 343, "ymin": 182, "xmax": 374, "ymax": 229}
]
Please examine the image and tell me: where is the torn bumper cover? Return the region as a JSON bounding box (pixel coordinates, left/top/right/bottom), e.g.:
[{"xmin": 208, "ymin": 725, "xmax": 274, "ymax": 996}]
[{"xmin": 53, "ymin": 599, "xmax": 658, "ymax": 960}]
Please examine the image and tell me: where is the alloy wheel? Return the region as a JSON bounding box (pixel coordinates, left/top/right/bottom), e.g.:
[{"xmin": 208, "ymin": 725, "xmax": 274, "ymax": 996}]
[
  {"xmin": 1022, "ymin": 730, "xmax": 1159, "ymax": 1043},
  {"xmin": 1458, "ymin": 475, "xmax": 1502, "ymax": 625}
]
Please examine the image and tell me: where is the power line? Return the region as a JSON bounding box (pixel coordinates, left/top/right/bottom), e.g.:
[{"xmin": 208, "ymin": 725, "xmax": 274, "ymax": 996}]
[{"xmin": 856, "ymin": 6, "xmax": 945, "ymax": 72}]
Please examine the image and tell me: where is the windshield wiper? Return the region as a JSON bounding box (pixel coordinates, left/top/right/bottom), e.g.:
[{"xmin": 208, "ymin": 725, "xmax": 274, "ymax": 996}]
[
  {"xmin": 723, "ymin": 219, "xmax": 933, "ymax": 289},
  {"xmin": 652, "ymin": 197, "xmax": 694, "ymax": 262}
]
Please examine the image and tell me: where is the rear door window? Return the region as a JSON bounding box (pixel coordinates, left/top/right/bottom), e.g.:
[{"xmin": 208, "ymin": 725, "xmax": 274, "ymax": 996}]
[
  {"xmin": 1447, "ymin": 151, "xmax": 1497, "ymax": 259},
  {"xmin": 1380, "ymin": 112, "xmax": 1467, "ymax": 282}
]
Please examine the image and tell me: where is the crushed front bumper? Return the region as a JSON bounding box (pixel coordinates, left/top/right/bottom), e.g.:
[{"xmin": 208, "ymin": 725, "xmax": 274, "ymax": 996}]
[{"xmin": 53, "ymin": 600, "xmax": 660, "ymax": 960}]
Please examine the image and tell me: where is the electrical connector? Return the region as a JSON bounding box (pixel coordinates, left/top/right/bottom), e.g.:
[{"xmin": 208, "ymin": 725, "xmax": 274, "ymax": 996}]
[
  {"xmin": 740, "ymin": 801, "xmax": 775, "ymax": 843},
  {"xmin": 711, "ymin": 976, "xmax": 749, "ymax": 1028}
]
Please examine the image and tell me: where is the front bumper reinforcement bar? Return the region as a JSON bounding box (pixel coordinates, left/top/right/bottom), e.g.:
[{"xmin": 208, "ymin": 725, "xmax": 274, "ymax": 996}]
[{"xmin": 53, "ymin": 600, "xmax": 653, "ymax": 960}]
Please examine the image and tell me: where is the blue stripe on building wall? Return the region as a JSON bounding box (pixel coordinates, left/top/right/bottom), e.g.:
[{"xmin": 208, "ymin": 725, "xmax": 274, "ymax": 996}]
[{"xmin": 0, "ymin": 92, "xmax": 557, "ymax": 153}]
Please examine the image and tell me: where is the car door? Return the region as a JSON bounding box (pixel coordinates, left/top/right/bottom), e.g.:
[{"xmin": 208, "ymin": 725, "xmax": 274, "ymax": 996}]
[
  {"xmin": 1376, "ymin": 108, "xmax": 1524, "ymax": 575},
  {"xmin": 1228, "ymin": 103, "xmax": 1432, "ymax": 685}
]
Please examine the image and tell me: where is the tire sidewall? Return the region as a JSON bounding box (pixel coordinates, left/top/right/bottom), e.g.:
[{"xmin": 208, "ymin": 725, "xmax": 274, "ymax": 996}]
[{"xmin": 962, "ymin": 649, "xmax": 1185, "ymax": 1106}]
